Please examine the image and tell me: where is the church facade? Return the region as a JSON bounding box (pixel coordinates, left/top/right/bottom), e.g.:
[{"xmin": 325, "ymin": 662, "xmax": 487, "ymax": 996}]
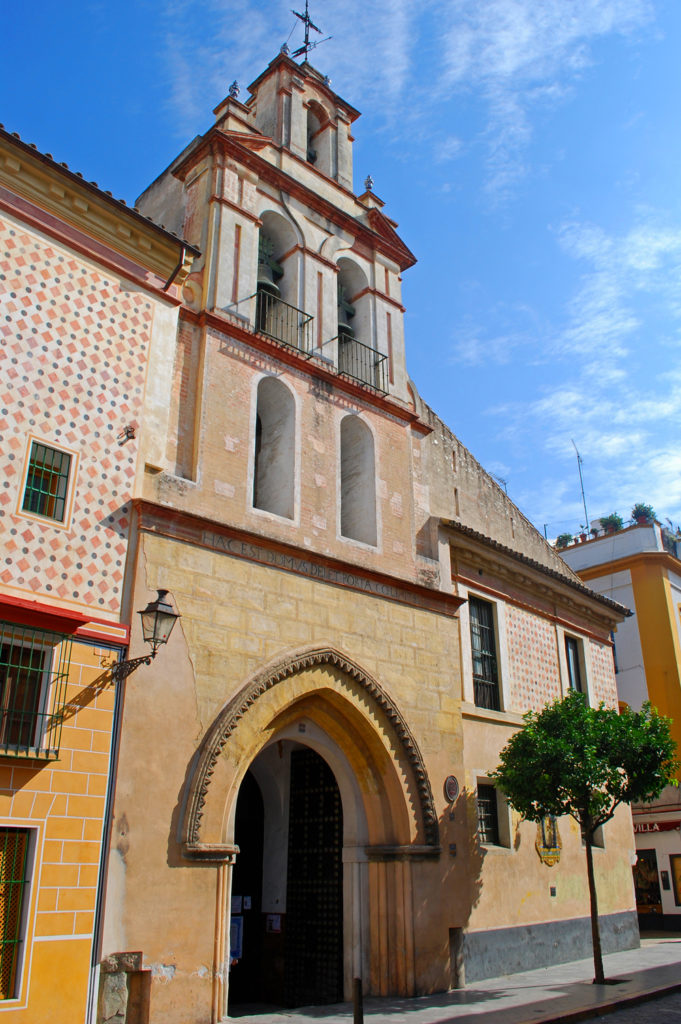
[{"xmin": 92, "ymin": 52, "xmax": 640, "ymax": 1023}]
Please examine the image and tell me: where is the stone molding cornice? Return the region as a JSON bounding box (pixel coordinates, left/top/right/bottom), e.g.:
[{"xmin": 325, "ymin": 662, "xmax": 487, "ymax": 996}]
[
  {"xmin": 576, "ymin": 549, "xmax": 681, "ymax": 581},
  {"xmin": 444, "ymin": 519, "xmax": 629, "ymax": 630},
  {"xmin": 182, "ymin": 646, "xmax": 440, "ymax": 854},
  {"xmin": 0, "ymin": 127, "xmax": 198, "ymax": 284},
  {"xmin": 172, "ymin": 129, "xmax": 416, "ymax": 271},
  {"xmin": 179, "ymin": 305, "xmax": 431, "ymax": 429},
  {"xmin": 134, "ymin": 499, "xmax": 462, "ymax": 616}
]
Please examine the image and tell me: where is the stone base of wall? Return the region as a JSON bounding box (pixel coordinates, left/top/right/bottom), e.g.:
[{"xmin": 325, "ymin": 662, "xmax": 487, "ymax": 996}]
[
  {"xmin": 463, "ymin": 911, "xmax": 640, "ymax": 982},
  {"xmin": 98, "ymin": 952, "xmax": 151, "ymax": 1024}
]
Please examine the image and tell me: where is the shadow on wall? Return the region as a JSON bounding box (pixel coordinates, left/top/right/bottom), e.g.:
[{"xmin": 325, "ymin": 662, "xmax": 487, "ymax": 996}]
[{"xmin": 411, "ymin": 787, "xmax": 486, "ymax": 994}]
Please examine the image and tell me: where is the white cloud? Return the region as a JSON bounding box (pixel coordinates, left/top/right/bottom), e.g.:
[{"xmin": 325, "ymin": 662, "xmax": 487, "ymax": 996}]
[{"xmin": 159, "ymin": 0, "xmax": 653, "ymax": 196}]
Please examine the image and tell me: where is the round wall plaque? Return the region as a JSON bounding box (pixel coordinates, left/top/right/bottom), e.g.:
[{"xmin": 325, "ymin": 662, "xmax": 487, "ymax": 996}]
[{"xmin": 444, "ymin": 775, "xmax": 459, "ymax": 803}]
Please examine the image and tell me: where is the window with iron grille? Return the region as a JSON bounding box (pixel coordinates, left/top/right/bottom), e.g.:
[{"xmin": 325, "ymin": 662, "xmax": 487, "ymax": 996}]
[
  {"xmin": 21, "ymin": 442, "xmax": 72, "ymax": 523},
  {"xmin": 565, "ymin": 636, "xmax": 584, "ymax": 693},
  {"xmin": 476, "ymin": 784, "xmax": 500, "ymax": 845},
  {"xmin": 469, "ymin": 598, "xmax": 500, "ymax": 711},
  {"xmin": 0, "ymin": 828, "xmax": 30, "ymax": 1000},
  {"xmin": 0, "ymin": 623, "xmax": 71, "ymax": 759}
]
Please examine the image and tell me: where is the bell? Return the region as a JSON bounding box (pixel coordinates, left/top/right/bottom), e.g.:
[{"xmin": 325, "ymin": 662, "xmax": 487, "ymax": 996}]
[
  {"xmin": 257, "ymin": 262, "xmax": 281, "ymax": 297},
  {"xmin": 337, "ymin": 317, "xmax": 355, "ymax": 340},
  {"xmin": 337, "ymin": 283, "xmax": 355, "ymax": 340}
]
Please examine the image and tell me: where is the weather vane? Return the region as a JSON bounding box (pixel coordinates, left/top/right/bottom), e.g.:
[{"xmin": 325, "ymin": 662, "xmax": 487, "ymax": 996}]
[{"xmin": 291, "ymin": 1, "xmax": 331, "ymax": 60}]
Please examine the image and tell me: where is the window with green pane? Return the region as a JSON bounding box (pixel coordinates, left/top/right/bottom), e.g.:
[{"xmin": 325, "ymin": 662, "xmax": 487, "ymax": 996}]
[
  {"xmin": 22, "ymin": 442, "xmax": 71, "ymax": 522},
  {"xmin": 0, "ymin": 828, "xmax": 30, "ymax": 1000}
]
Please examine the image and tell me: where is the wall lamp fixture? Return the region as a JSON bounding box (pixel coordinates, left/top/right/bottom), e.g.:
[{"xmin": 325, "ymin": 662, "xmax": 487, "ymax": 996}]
[{"xmin": 113, "ymin": 590, "xmax": 180, "ymax": 683}]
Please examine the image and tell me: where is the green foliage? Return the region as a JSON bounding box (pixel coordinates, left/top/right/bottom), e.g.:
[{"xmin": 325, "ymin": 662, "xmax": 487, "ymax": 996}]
[
  {"xmin": 599, "ymin": 513, "xmax": 624, "ymax": 533},
  {"xmin": 631, "ymin": 502, "xmax": 655, "ymax": 523},
  {"xmin": 556, "ymin": 533, "xmax": 573, "ymax": 549},
  {"xmin": 491, "ymin": 691, "xmax": 678, "ymax": 836}
]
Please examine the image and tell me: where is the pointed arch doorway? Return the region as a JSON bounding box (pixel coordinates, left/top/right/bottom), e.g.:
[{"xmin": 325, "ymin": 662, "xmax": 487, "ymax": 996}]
[
  {"xmin": 182, "ymin": 647, "xmax": 440, "ymax": 1020},
  {"xmin": 229, "ymin": 742, "xmax": 344, "ymax": 1012}
]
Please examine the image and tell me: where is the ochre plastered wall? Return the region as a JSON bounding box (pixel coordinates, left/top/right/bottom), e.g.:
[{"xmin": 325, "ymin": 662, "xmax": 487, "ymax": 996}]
[
  {"xmin": 630, "ymin": 562, "xmax": 681, "ymax": 736},
  {"xmin": 0, "ymin": 638, "xmax": 116, "ymax": 1023},
  {"xmin": 103, "ymin": 526, "xmax": 632, "ymax": 1022}
]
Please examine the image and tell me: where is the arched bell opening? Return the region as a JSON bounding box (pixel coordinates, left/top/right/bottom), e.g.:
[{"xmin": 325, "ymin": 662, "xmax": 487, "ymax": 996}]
[
  {"xmin": 336, "ymin": 258, "xmax": 378, "ymax": 388},
  {"xmin": 256, "ymin": 211, "xmax": 300, "ymax": 346},
  {"xmin": 306, "ymin": 100, "xmax": 334, "ymax": 176},
  {"xmin": 336, "ymin": 258, "xmax": 370, "ymax": 348}
]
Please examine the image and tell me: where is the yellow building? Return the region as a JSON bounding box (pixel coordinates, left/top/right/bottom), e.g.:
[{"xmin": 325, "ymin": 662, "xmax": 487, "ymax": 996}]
[
  {"xmin": 96, "ymin": 54, "xmax": 638, "ymax": 1023},
  {"xmin": 0, "ymin": 127, "xmax": 194, "ymax": 1022},
  {"xmin": 562, "ymin": 521, "xmax": 681, "ymax": 927}
]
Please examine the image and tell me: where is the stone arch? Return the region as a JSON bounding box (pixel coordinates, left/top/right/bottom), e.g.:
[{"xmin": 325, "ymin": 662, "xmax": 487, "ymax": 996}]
[
  {"xmin": 337, "ymin": 256, "xmax": 372, "ymax": 349},
  {"xmin": 258, "ymin": 209, "xmax": 300, "ymax": 308},
  {"xmin": 181, "ymin": 645, "xmax": 438, "ymax": 855}
]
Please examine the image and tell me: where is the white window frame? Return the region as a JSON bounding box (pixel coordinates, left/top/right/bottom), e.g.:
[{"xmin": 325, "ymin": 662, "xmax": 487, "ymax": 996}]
[
  {"xmin": 556, "ymin": 626, "xmax": 592, "ymax": 704},
  {"xmin": 16, "ymin": 435, "xmax": 79, "ymax": 532},
  {"xmin": 459, "ymin": 588, "xmax": 510, "ymax": 712},
  {"xmin": 475, "ymin": 777, "xmax": 512, "ymax": 850}
]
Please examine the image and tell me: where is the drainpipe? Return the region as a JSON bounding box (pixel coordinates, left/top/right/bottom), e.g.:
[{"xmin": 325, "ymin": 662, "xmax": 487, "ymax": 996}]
[{"xmin": 163, "ymin": 245, "xmax": 187, "ymax": 292}]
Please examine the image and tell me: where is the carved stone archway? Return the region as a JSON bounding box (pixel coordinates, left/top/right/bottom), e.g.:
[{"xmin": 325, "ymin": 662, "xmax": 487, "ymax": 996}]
[
  {"xmin": 181, "ymin": 645, "xmax": 439, "ymax": 856},
  {"xmin": 181, "ymin": 646, "xmax": 441, "ymax": 1016}
]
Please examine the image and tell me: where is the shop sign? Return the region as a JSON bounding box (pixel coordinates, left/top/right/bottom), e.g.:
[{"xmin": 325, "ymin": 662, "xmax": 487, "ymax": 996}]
[{"xmin": 633, "ymin": 820, "xmax": 681, "ymax": 834}]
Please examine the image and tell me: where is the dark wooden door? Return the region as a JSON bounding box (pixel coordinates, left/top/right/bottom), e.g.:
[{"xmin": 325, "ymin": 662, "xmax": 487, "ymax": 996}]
[{"xmin": 284, "ymin": 748, "xmax": 343, "ymax": 1007}]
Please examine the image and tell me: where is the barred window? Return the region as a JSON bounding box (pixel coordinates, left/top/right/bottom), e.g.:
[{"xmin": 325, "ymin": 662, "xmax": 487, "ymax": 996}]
[
  {"xmin": 476, "ymin": 784, "xmax": 500, "ymax": 845},
  {"xmin": 21, "ymin": 442, "xmax": 72, "ymax": 523},
  {"xmin": 0, "ymin": 828, "xmax": 30, "ymax": 1000},
  {"xmin": 0, "ymin": 623, "xmax": 71, "ymax": 758},
  {"xmin": 469, "ymin": 598, "xmax": 500, "ymax": 711}
]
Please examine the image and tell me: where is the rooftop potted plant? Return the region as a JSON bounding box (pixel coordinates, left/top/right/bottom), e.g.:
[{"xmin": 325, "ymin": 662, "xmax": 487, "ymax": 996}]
[
  {"xmin": 631, "ymin": 502, "xmax": 655, "ymax": 525},
  {"xmin": 599, "ymin": 513, "xmax": 623, "ymax": 535},
  {"xmin": 556, "ymin": 533, "xmax": 573, "ymax": 549}
]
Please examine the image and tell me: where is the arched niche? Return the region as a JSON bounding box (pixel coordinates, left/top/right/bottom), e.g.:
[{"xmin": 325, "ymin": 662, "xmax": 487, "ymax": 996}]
[
  {"xmin": 252, "ymin": 375, "xmax": 296, "ymax": 519},
  {"xmin": 340, "ymin": 415, "xmax": 377, "ymax": 546},
  {"xmin": 181, "ymin": 646, "xmax": 438, "ymax": 856}
]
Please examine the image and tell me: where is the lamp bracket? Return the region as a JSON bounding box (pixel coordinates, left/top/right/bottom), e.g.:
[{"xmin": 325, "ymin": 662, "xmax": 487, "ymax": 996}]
[{"xmin": 112, "ymin": 652, "xmax": 155, "ymax": 684}]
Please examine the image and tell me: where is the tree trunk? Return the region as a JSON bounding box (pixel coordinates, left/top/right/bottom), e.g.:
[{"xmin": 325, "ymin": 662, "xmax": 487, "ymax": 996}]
[{"xmin": 585, "ymin": 834, "xmax": 605, "ymax": 984}]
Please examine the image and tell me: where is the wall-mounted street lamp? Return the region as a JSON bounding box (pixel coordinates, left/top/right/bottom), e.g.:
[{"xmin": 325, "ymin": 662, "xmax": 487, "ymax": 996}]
[{"xmin": 113, "ymin": 589, "xmax": 180, "ymax": 683}]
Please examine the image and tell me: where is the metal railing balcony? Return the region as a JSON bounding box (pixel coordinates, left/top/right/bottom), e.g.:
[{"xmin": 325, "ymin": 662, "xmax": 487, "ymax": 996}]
[
  {"xmin": 336, "ymin": 333, "xmax": 389, "ymax": 394},
  {"xmin": 0, "ymin": 622, "xmax": 72, "ymax": 759},
  {"xmin": 247, "ymin": 290, "xmax": 314, "ymax": 355}
]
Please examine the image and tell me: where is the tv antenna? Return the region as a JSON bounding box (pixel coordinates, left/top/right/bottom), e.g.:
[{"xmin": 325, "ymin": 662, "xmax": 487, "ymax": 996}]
[
  {"xmin": 291, "ymin": 1, "xmax": 332, "ymax": 60},
  {"xmin": 571, "ymin": 439, "xmax": 589, "ymax": 531}
]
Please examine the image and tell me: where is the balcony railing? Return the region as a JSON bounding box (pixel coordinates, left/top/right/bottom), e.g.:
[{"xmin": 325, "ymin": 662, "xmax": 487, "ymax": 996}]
[
  {"xmin": 336, "ymin": 333, "xmax": 389, "ymax": 394},
  {"xmin": 0, "ymin": 622, "xmax": 72, "ymax": 759},
  {"xmin": 251, "ymin": 290, "xmax": 314, "ymax": 355}
]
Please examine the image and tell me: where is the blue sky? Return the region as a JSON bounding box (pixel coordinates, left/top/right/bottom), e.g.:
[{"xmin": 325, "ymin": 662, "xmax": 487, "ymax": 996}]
[{"xmin": 6, "ymin": 0, "xmax": 681, "ymax": 538}]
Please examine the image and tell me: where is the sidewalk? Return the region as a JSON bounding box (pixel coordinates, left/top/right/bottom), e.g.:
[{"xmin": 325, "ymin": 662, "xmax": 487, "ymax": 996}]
[{"xmin": 232, "ymin": 934, "xmax": 681, "ymax": 1024}]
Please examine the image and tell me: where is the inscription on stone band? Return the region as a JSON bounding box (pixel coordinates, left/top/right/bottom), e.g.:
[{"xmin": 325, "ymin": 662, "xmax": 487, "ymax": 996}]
[{"xmin": 201, "ymin": 530, "xmax": 431, "ymax": 604}]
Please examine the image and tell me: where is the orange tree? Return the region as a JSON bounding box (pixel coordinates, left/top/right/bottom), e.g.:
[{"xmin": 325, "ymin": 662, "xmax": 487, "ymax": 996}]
[{"xmin": 491, "ymin": 691, "xmax": 677, "ymax": 984}]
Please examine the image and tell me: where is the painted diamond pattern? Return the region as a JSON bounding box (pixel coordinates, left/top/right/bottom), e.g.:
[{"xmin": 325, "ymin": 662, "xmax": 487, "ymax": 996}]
[
  {"xmin": 506, "ymin": 604, "xmax": 562, "ymax": 713},
  {"xmin": 0, "ymin": 216, "xmax": 157, "ymax": 614}
]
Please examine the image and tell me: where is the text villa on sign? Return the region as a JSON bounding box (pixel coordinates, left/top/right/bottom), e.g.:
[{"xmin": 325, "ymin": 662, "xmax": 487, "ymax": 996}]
[{"xmin": 633, "ymin": 821, "xmax": 681, "ymax": 834}]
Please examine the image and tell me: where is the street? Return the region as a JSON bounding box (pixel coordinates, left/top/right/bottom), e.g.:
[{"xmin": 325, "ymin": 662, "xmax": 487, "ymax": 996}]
[{"xmin": 594, "ymin": 992, "xmax": 681, "ymax": 1024}]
